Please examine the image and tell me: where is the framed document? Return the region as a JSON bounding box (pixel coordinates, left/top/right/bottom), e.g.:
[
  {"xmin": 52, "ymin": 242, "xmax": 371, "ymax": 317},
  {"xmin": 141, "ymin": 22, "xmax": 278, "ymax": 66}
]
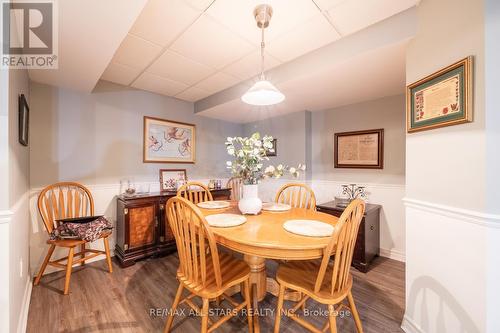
[
  {"xmin": 406, "ymin": 56, "xmax": 473, "ymax": 133},
  {"xmin": 334, "ymin": 129, "xmax": 383, "ymax": 169},
  {"xmin": 143, "ymin": 116, "xmax": 196, "ymax": 163}
]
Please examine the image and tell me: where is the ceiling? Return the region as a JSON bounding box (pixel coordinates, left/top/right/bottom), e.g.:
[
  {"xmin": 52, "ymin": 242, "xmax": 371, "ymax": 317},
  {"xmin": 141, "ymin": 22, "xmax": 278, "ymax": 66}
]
[
  {"xmin": 199, "ymin": 40, "xmax": 408, "ymax": 123},
  {"xmin": 100, "ymin": 0, "xmax": 418, "ymax": 102},
  {"xmin": 28, "ymin": 0, "xmax": 148, "ymax": 92}
]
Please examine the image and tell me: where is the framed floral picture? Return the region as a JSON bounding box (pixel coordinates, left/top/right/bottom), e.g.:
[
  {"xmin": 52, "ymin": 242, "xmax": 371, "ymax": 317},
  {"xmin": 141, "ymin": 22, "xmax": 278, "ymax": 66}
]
[
  {"xmin": 266, "ymin": 138, "xmax": 277, "ymax": 157},
  {"xmin": 143, "ymin": 116, "xmax": 196, "ymax": 163},
  {"xmin": 407, "ymin": 56, "xmax": 473, "ymax": 133},
  {"xmin": 159, "ymin": 169, "xmax": 187, "ymax": 192}
]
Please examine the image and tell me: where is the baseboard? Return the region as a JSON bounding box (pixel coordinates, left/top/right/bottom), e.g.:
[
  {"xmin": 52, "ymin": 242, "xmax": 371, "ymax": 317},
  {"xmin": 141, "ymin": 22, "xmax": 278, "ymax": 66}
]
[
  {"xmin": 17, "ymin": 277, "xmax": 32, "ymax": 333},
  {"xmin": 379, "ymin": 247, "xmax": 405, "ymax": 262},
  {"xmin": 401, "ymin": 315, "xmax": 424, "ymax": 333}
]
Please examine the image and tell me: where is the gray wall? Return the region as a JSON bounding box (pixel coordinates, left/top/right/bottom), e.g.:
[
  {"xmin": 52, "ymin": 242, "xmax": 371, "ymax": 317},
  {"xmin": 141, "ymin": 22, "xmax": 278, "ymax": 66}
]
[
  {"xmin": 30, "ymin": 81, "xmax": 243, "ymax": 187},
  {"xmin": 243, "ymin": 111, "xmax": 309, "ymax": 180},
  {"xmin": 312, "ymin": 94, "xmax": 406, "ymax": 184},
  {"xmin": 243, "ymin": 95, "xmax": 406, "ymax": 185},
  {"xmin": 8, "ymin": 67, "xmax": 30, "ymax": 333}
]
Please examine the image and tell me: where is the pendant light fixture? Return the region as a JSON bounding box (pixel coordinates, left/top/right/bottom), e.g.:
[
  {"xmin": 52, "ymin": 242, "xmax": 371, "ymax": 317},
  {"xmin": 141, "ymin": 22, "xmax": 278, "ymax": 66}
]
[{"xmin": 241, "ymin": 4, "xmax": 285, "ymax": 106}]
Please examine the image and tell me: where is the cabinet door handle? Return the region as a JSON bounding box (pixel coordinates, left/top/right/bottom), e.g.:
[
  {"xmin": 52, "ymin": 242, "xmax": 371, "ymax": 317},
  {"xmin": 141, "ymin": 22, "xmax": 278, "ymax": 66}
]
[
  {"xmin": 155, "ymin": 216, "xmax": 158, "ymax": 227},
  {"xmin": 370, "ymin": 225, "xmax": 374, "ymax": 231}
]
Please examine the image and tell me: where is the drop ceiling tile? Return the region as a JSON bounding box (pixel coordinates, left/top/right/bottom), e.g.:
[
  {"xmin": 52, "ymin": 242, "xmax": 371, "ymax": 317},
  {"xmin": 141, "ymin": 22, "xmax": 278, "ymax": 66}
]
[
  {"xmin": 175, "ymin": 86, "xmax": 211, "ymax": 102},
  {"xmin": 170, "ymin": 15, "xmax": 255, "ymax": 69},
  {"xmin": 112, "ymin": 34, "xmax": 163, "ymax": 69},
  {"xmin": 132, "ymin": 72, "xmax": 189, "ymax": 96},
  {"xmin": 101, "ymin": 62, "xmax": 143, "ymax": 86},
  {"xmin": 193, "ymin": 72, "xmax": 240, "ymax": 94},
  {"xmin": 130, "ymin": 0, "xmax": 201, "ymax": 47},
  {"xmin": 183, "ymin": 0, "xmax": 214, "ymax": 11},
  {"xmin": 147, "ymin": 50, "xmax": 215, "ymax": 85},
  {"xmin": 267, "ymin": 14, "xmax": 341, "ymax": 62},
  {"xmin": 206, "ymin": 0, "xmax": 320, "ymax": 43},
  {"xmin": 327, "ymin": 0, "xmax": 417, "ymax": 36},
  {"xmin": 312, "ymin": 0, "xmax": 347, "ymax": 11},
  {"xmin": 224, "ymin": 50, "xmax": 281, "ymax": 80}
]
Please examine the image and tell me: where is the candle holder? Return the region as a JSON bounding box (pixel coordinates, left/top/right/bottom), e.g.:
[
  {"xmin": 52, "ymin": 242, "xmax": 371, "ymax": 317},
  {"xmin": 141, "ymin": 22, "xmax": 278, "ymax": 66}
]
[{"xmin": 335, "ymin": 184, "xmax": 366, "ymax": 207}]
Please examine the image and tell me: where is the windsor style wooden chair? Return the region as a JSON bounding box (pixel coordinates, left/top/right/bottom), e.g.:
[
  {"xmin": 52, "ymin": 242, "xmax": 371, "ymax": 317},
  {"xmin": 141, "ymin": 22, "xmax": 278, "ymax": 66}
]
[
  {"xmin": 163, "ymin": 196, "xmax": 253, "ymax": 333},
  {"xmin": 34, "ymin": 182, "xmax": 113, "ymax": 295},
  {"xmin": 273, "ymin": 199, "xmax": 366, "ymax": 333},
  {"xmin": 226, "ymin": 177, "xmax": 243, "ymax": 201},
  {"xmin": 176, "ymin": 181, "xmax": 213, "ymax": 204},
  {"xmin": 275, "ymin": 183, "xmax": 317, "ymax": 210}
]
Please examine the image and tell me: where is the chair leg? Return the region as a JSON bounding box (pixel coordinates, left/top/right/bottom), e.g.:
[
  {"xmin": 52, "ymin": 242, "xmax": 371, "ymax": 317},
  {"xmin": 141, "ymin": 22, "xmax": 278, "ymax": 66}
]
[
  {"xmin": 34, "ymin": 244, "xmax": 55, "ymax": 286},
  {"xmin": 243, "ymin": 279, "xmax": 253, "ymax": 333},
  {"xmin": 103, "ymin": 237, "xmax": 113, "ymax": 273},
  {"xmin": 63, "ymin": 247, "xmax": 75, "ymax": 295},
  {"xmin": 274, "ymin": 284, "xmax": 286, "ymax": 333},
  {"xmin": 80, "ymin": 243, "xmax": 86, "ymax": 266},
  {"xmin": 328, "ymin": 305, "xmax": 337, "ymax": 333},
  {"xmin": 164, "ymin": 283, "xmax": 184, "ymax": 333},
  {"xmin": 201, "ymin": 298, "xmax": 210, "ymax": 333},
  {"xmin": 347, "ymin": 291, "xmax": 363, "ymax": 333}
]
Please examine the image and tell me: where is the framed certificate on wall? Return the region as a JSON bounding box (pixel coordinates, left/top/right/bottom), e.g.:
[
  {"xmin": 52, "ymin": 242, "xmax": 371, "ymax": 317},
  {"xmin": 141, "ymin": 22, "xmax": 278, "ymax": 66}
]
[
  {"xmin": 406, "ymin": 56, "xmax": 473, "ymax": 133},
  {"xmin": 334, "ymin": 129, "xmax": 384, "ymax": 169}
]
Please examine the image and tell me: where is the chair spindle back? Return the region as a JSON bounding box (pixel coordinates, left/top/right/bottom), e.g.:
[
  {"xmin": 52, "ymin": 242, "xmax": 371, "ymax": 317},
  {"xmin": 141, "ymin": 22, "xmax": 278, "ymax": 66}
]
[
  {"xmin": 176, "ymin": 182, "xmax": 213, "ymax": 204},
  {"xmin": 275, "ymin": 183, "xmax": 316, "ymax": 210},
  {"xmin": 226, "ymin": 177, "xmax": 243, "ymax": 201},
  {"xmin": 314, "ymin": 199, "xmax": 365, "ymax": 295},
  {"xmin": 37, "ymin": 182, "xmax": 94, "ymax": 234},
  {"xmin": 166, "ymin": 196, "xmax": 222, "ymax": 289}
]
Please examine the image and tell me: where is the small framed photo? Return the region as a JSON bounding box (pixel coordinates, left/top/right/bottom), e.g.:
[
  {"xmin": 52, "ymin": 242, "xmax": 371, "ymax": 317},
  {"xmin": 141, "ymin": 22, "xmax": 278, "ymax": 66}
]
[
  {"xmin": 18, "ymin": 94, "xmax": 29, "ymax": 146},
  {"xmin": 407, "ymin": 56, "xmax": 473, "ymax": 133},
  {"xmin": 160, "ymin": 169, "xmax": 187, "ymax": 192},
  {"xmin": 266, "ymin": 138, "xmax": 277, "ymax": 157},
  {"xmin": 334, "ymin": 129, "xmax": 384, "ymax": 169},
  {"xmin": 144, "ymin": 116, "xmax": 196, "ymax": 163}
]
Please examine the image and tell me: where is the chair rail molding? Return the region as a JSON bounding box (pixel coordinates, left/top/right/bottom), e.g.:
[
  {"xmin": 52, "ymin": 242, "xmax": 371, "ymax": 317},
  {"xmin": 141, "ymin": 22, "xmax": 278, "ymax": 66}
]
[
  {"xmin": 0, "ymin": 210, "xmax": 13, "ymax": 224},
  {"xmin": 403, "ymin": 197, "xmax": 500, "ymax": 228}
]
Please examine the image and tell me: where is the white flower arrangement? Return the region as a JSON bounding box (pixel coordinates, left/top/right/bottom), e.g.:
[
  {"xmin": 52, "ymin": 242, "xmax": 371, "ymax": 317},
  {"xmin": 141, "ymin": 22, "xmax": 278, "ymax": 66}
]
[{"xmin": 225, "ymin": 132, "xmax": 306, "ymax": 185}]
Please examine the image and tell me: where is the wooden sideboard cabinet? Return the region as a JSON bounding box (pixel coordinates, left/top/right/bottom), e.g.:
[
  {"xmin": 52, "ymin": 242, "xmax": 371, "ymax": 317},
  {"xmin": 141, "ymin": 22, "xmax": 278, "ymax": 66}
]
[
  {"xmin": 115, "ymin": 188, "xmax": 231, "ymax": 267},
  {"xmin": 316, "ymin": 201, "xmax": 381, "ymax": 273}
]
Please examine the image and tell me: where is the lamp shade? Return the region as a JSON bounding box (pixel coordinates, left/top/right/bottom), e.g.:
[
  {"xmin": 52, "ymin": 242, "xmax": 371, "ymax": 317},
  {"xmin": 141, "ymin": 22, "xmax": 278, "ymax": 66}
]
[{"xmin": 241, "ymin": 80, "xmax": 285, "ymax": 106}]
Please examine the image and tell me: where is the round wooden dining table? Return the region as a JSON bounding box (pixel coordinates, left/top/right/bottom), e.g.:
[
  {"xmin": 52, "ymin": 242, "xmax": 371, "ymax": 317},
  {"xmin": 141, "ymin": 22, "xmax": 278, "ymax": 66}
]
[{"xmin": 198, "ymin": 201, "xmax": 339, "ymax": 302}]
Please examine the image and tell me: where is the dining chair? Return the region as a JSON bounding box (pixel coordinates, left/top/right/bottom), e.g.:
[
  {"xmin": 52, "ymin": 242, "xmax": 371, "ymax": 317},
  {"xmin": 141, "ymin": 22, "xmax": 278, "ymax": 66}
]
[
  {"xmin": 226, "ymin": 177, "xmax": 243, "ymax": 200},
  {"xmin": 274, "ymin": 199, "xmax": 366, "ymax": 333},
  {"xmin": 34, "ymin": 182, "xmax": 113, "ymax": 295},
  {"xmin": 163, "ymin": 196, "xmax": 253, "ymax": 333},
  {"xmin": 176, "ymin": 181, "xmax": 213, "ymax": 204},
  {"xmin": 275, "ymin": 183, "xmax": 317, "ymax": 210}
]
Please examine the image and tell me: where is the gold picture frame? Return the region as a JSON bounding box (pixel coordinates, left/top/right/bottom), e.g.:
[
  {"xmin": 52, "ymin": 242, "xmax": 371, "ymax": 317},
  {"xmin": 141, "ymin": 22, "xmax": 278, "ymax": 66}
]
[
  {"xmin": 406, "ymin": 56, "xmax": 473, "ymax": 133},
  {"xmin": 143, "ymin": 116, "xmax": 196, "ymax": 163}
]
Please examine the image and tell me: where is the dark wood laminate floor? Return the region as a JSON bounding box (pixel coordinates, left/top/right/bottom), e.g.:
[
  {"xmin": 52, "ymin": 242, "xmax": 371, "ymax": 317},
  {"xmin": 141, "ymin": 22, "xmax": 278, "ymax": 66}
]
[{"xmin": 27, "ymin": 255, "xmax": 405, "ymax": 333}]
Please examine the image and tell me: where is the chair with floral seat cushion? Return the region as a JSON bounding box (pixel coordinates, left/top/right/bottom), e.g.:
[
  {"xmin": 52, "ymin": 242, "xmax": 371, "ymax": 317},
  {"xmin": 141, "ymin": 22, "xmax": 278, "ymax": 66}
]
[
  {"xmin": 274, "ymin": 199, "xmax": 366, "ymax": 333},
  {"xmin": 34, "ymin": 182, "xmax": 113, "ymax": 295}
]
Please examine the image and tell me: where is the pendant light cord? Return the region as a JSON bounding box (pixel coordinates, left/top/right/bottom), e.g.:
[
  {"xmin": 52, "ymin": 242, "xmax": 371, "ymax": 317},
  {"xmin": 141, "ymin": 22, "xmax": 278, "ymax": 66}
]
[{"xmin": 260, "ymin": 8, "xmax": 266, "ymax": 81}]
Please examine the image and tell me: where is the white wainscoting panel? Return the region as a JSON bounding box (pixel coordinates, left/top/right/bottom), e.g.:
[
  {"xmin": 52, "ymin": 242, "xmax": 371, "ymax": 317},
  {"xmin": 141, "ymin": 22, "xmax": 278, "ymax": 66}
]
[{"xmin": 312, "ymin": 180, "xmax": 406, "ymax": 261}]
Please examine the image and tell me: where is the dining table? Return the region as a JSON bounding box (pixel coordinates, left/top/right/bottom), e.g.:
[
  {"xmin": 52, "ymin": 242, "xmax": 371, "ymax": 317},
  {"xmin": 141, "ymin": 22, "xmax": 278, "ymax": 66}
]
[{"xmin": 198, "ymin": 201, "xmax": 339, "ymax": 330}]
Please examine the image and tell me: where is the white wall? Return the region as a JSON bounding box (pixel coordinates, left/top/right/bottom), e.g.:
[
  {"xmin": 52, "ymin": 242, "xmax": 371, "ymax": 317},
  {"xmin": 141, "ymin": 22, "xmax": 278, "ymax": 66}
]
[
  {"xmin": 242, "ymin": 95, "xmax": 407, "ymax": 261},
  {"xmin": 29, "ymin": 81, "xmax": 242, "ymax": 275},
  {"xmin": 402, "ymin": 0, "xmax": 499, "ymax": 332}
]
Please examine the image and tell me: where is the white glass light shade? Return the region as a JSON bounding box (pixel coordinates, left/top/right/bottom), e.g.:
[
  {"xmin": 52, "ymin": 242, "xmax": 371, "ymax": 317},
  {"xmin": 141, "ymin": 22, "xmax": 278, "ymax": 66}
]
[{"xmin": 241, "ymin": 80, "xmax": 285, "ymax": 106}]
